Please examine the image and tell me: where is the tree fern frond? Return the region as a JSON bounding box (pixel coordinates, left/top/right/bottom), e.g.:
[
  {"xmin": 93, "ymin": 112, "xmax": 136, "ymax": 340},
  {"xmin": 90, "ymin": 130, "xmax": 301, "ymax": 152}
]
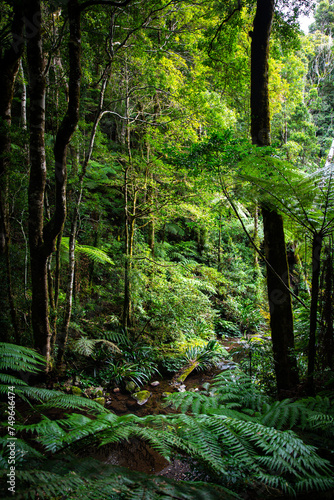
[
  {"xmin": 36, "ymin": 393, "xmax": 109, "ymax": 413},
  {"xmin": 0, "ymin": 373, "xmax": 28, "ymax": 386},
  {"xmin": 0, "ymin": 343, "xmax": 45, "ymax": 373},
  {"xmin": 61, "ymin": 237, "xmax": 114, "ymax": 265},
  {"xmin": 71, "ymin": 336, "xmax": 121, "ymax": 357},
  {"xmin": 76, "ymin": 244, "xmax": 114, "ymax": 265}
]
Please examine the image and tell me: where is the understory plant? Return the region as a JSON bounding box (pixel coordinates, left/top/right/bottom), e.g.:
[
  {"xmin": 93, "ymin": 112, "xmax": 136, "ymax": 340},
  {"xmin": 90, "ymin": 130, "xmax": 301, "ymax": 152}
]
[
  {"xmin": 0, "ymin": 343, "xmax": 107, "ymax": 413},
  {"xmin": 103, "ymin": 332, "xmax": 160, "ymax": 388},
  {"xmin": 160, "ymin": 339, "xmax": 227, "ymax": 375},
  {"xmin": 132, "ymin": 256, "xmax": 219, "ymax": 343},
  {"xmin": 65, "ymin": 332, "xmax": 160, "ymax": 389},
  {"xmin": 229, "ymin": 336, "xmax": 276, "ymax": 392},
  {"xmin": 182, "ymin": 339, "xmax": 226, "ymax": 370},
  {"xmin": 2, "ymin": 344, "xmax": 334, "ymax": 499}
]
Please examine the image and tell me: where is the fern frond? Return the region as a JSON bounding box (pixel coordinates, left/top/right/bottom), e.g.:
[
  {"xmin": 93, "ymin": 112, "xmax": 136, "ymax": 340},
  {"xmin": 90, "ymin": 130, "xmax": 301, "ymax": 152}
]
[
  {"xmin": 0, "ymin": 456, "xmax": 238, "ymax": 500},
  {"xmin": 0, "ymin": 437, "xmax": 44, "ymax": 463},
  {"xmin": 211, "ymin": 370, "xmax": 270, "ymax": 411},
  {"xmin": 61, "ymin": 237, "xmax": 114, "ymax": 265},
  {"xmin": 36, "ymin": 392, "xmax": 109, "ymax": 413},
  {"xmin": 0, "ymin": 373, "xmax": 28, "ymax": 386},
  {"xmin": 260, "ymin": 399, "xmax": 305, "ymax": 429},
  {"xmin": 0, "ymin": 343, "xmax": 45, "ymax": 373},
  {"xmin": 77, "ymin": 244, "xmax": 114, "ymax": 265},
  {"xmin": 71, "ymin": 336, "xmax": 121, "ymax": 356}
]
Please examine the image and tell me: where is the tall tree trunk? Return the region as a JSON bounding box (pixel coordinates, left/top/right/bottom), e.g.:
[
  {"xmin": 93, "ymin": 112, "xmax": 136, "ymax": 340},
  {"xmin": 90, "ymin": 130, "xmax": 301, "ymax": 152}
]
[
  {"xmin": 26, "ymin": 0, "xmax": 81, "ymax": 369},
  {"xmin": 56, "ymin": 217, "xmax": 76, "ymax": 369},
  {"xmin": 20, "ymin": 60, "xmax": 27, "ymax": 130},
  {"xmin": 307, "ymin": 232, "xmax": 323, "ymax": 393},
  {"xmin": 319, "ymin": 244, "xmax": 333, "ymax": 370},
  {"xmin": 123, "ymin": 164, "xmax": 134, "ymax": 332},
  {"xmin": 0, "ymin": 2, "xmax": 24, "ymax": 341},
  {"xmin": 217, "ymin": 211, "xmax": 222, "ymax": 271},
  {"xmin": 56, "ymin": 64, "xmax": 110, "ymax": 368},
  {"xmin": 262, "ymin": 208, "xmax": 298, "ymax": 391},
  {"xmin": 251, "ymin": 0, "xmax": 298, "ymax": 393},
  {"xmin": 122, "ymin": 61, "xmax": 135, "ymax": 333},
  {"xmin": 25, "ymin": 0, "xmax": 48, "ymax": 357}
]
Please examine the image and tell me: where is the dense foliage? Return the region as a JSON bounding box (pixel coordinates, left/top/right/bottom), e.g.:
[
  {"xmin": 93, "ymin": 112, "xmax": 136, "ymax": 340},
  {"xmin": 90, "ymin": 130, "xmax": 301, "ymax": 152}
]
[{"xmin": 1, "ymin": 0, "xmax": 334, "ymax": 497}]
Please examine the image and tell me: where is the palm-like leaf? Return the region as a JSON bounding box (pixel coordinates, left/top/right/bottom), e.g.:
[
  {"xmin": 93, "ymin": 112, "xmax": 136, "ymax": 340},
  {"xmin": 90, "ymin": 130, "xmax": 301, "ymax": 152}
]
[{"xmin": 61, "ymin": 237, "xmax": 114, "ymax": 265}]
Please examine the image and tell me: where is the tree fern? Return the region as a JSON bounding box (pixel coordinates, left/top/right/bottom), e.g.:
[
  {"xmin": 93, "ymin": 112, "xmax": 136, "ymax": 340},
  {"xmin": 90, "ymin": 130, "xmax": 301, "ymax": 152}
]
[
  {"xmin": 71, "ymin": 336, "xmax": 120, "ymax": 357},
  {"xmin": 238, "ymin": 153, "xmax": 334, "ymax": 237},
  {"xmin": 61, "ymin": 237, "xmax": 114, "ymax": 265}
]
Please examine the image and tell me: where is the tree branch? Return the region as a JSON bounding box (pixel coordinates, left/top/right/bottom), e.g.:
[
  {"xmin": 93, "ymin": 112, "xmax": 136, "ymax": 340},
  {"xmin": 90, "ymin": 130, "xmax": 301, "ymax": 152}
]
[
  {"xmin": 209, "ymin": 0, "xmax": 242, "ymax": 55},
  {"xmin": 219, "ymin": 175, "xmax": 309, "ymax": 311},
  {"xmin": 79, "ymin": 0, "xmax": 133, "ymax": 11}
]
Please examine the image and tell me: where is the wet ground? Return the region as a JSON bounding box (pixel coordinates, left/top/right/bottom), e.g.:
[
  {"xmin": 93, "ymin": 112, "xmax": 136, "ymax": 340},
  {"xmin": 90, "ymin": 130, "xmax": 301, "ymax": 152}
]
[
  {"xmin": 93, "ymin": 369, "xmax": 218, "ymax": 474},
  {"xmin": 93, "ymin": 338, "xmax": 241, "ymax": 475}
]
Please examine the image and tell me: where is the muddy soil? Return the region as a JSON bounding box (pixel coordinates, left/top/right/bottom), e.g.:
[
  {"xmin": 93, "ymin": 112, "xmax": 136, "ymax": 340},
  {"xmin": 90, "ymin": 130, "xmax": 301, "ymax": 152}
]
[{"xmin": 92, "ymin": 338, "xmax": 241, "ymax": 474}]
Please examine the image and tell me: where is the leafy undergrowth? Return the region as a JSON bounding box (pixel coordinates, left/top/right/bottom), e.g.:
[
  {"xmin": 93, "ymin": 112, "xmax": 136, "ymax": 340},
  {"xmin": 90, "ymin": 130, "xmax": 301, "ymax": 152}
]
[
  {"xmin": 1, "ymin": 455, "xmax": 236, "ymax": 500},
  {"xmin": 1, "ymin": 344, "xmax": 334, "ymax": 499}
]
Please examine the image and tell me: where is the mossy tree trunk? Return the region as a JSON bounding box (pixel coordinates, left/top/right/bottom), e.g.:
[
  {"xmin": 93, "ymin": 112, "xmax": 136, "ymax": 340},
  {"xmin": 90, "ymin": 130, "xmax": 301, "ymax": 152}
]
[
  {"xmin": 251, "ymin": 0, "xmax": 298, "ymax": 393},
  {"xmin": 26, "ymin": 0, "xmax": 81, "ymax": 369},
  {"xmin": 307, "ymin": 232, "xmax": 323, "ymax": 393},
  {"xmin": 56, "ymin": 65, "xmax": 110, "ymax": 369},
  {"xmin": 25, "ymin": 0, "xmax": 48, "ymax": 359},
  {"xmin": 0, "ymin": 1, "xmax": 24, "ymax": 341}
]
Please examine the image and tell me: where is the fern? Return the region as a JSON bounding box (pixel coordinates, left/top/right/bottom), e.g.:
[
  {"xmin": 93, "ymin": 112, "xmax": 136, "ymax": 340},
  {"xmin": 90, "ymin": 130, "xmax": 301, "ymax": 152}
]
[
  {"xmin": 0, "ymin": 456, "xmax": 237, "ymax": 500},
  {"xmin": 61, "ymin": 237, "xmax": 114, "ymax": 265},
  {"xmin": 160, "ymin": 370, "xmax": 334, "ymax": 493},
  {"xmin": 0, "ymin": 343, "xmax": 109, "ymax": 413},
  {"xmin": 260, "ymin": 399, "xmax": 306, "ymax": 429},
  {"xmin": 71, "ymin": 336, "xmax": 120, "ymax": 357},
  {"xmin": 1, "ymin": 345, "xmax": 333, "ymax": 497},
  {"xmin": 0, "ymin": 343, "xmax": 45, "ymax": 373},
  {"xmin": 15, "ymin": 402, "xmax": 333, "ymax": 496}
]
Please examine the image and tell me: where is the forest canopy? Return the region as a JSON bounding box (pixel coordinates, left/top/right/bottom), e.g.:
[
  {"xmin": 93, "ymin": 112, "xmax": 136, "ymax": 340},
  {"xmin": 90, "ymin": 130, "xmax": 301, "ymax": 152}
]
[{"xmin": 1, "ymin": 0, "xmax": 334, "ymax": 498}]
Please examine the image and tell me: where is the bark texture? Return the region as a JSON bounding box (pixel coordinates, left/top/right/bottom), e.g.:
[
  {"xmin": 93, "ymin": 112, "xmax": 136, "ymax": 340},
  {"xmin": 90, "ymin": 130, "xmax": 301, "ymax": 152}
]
[
  {"xmin": 262, "ymin": 208, "xmax": 298, "ymax": 391},
  {"xmin": 26, "ymin": 0, "xmax": 81, "ymax": 368},
  {"xmin": 251, "ymin": 0, "xmax": 298, "ymax": 392},
  {"xmin": 0, "ymin": 1, "xmax": 24, "ymax": 340},
  {"xmin": 25, "ymin": 0, "xmax": 48, "ymax": 357},
  {"xmin": 307, "ymin": 232, "xmax": 323, "ymax": 393},
  {"xmin": 250, "ymin": 0, "xmax": 272, "ymax": 147}
]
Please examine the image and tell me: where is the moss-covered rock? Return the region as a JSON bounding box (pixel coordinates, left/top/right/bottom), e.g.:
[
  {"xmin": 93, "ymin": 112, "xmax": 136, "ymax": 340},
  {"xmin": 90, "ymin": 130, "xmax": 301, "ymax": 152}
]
[
  {"xmin": 132, "ymin": 390, "xmax": 151, "ymax": 405},
  {"xmin": 125, "ymin": 381, "xmax": 138, "ymax": 393},
  {"xmin": 71, "ymin": 386, "xmax": 83, "ymax": 396},
  {"xmin": 176, "ymin": 362, "xmax": 198, "ymax": 383},
  {"xmin": 93, "ymin": 397, "xmax": 106, "ymax": 406}
]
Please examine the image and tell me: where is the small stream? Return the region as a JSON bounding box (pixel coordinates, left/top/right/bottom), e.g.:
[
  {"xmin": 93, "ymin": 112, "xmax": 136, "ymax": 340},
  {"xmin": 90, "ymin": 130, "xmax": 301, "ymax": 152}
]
[
  {"xmin": 91, "ymin": 370, "xmax": 216, "ymax": 473},
  {"xmin": 91, "ymin": 337, "xmax": 241, "ymax": 474}
]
